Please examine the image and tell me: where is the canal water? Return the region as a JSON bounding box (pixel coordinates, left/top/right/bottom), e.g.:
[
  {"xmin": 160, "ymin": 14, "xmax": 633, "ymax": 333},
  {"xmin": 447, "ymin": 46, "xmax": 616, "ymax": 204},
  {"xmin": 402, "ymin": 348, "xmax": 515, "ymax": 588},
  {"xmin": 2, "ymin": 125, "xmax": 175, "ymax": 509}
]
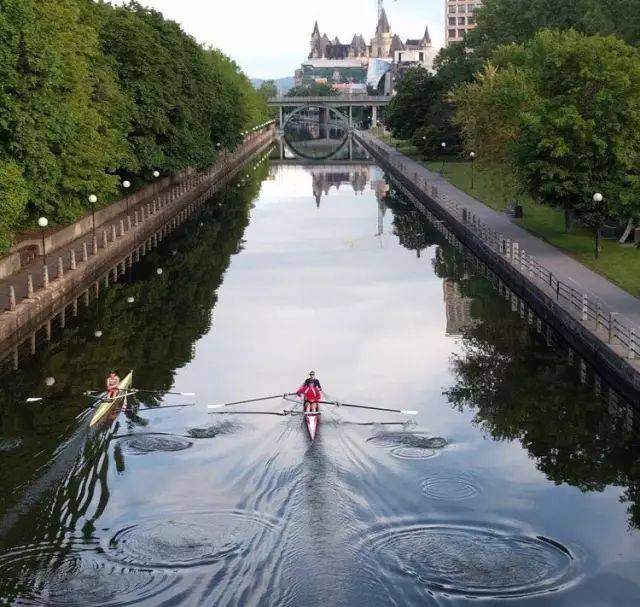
[{"xmin": 0, "ymin": 147, "xmax": 639, "ymax": 606}]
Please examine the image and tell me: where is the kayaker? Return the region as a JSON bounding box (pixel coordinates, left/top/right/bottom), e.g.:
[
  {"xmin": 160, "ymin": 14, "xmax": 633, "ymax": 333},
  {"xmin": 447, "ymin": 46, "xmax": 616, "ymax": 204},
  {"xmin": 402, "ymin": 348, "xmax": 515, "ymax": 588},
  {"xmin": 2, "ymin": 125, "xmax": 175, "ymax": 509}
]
[
  {"xmin": 296, "ymin": 371, "xmax": 322, "ymax": 413},
  {"xmin": 106, "ymin": 371, "xmax": 120, "ymax": 399}
]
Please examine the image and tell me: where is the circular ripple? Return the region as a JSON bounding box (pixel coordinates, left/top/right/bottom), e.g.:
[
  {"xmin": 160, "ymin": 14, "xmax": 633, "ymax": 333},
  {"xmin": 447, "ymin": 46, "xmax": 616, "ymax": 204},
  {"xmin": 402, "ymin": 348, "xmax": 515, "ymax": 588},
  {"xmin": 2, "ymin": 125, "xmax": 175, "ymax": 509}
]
[
  {"xmin": 0, "ymin": 543, "xmax": 174, "ymax": 606},
  {"xmin": 120, "ymin": 435, "xmax": 193, "ymax": 454},
  {"xmin": 420, "ymin": 472, "xmax": 480, "ymax": 500},
  {"xmin": 390, "ymin": 446, "xmax": 439, "ymax": 460},
  {"xmin": 104, "ymin": 510, "xmax": 282, "ymax": 569},
  {"xmin": 365, "ymin": 523, "xmax": 577, "ymax": 598},
  {"xmin": 187, "ymin": 421, "xmax": 239, "ymax": 439},
  {"xmin": 368, "ymin": 432, "xmax": 448, "ymax": 451},
  {"xmin": 0, "ymin": 437, "xmax": 23, "ymax": 452}
]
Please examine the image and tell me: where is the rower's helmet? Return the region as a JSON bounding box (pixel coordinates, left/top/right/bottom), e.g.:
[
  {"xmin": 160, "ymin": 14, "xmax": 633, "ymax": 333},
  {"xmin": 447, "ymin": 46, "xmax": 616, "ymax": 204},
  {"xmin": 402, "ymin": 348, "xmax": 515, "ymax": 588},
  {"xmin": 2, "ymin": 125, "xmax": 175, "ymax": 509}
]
[{"xmin": 309, "ymin": 371, "xmax": 315, "ymax": 377}]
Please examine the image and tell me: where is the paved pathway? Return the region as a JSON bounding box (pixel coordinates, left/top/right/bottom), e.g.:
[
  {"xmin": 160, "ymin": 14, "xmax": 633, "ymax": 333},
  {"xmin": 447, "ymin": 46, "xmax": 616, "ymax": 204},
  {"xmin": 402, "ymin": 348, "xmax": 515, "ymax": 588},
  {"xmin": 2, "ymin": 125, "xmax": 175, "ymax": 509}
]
[{"xmin": 360, "ymin": 131, "xmax": 640, "ymax": 329}]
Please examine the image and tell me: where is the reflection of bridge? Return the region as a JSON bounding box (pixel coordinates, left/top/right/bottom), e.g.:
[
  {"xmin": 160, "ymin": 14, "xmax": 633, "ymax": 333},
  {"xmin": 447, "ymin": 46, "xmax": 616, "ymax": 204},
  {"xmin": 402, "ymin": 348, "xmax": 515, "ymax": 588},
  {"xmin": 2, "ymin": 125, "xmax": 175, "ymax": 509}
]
[{"xmin": 268, "ymin": 96, "xmax": 390, "ymax": 128}]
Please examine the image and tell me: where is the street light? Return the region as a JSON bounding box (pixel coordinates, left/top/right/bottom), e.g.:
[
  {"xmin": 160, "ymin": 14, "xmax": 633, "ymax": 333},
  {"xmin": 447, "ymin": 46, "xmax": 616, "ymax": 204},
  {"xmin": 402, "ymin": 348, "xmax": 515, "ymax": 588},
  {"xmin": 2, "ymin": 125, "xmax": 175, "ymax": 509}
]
[
  {"xmin": 122, "ymin": 180, "xmax": 131, "ymax": 213},
  {"xmin": 37, "ymin": 217, "xmax": 48, "ymax": 266},
  {"xmin": 440, "ymin": 142, "xmax": 447, "ymax": 174},
  {"xmin": 470, "ymin": 151, "xmax": 476, "ymax": 190},
  {"xmin": 593, "ymin": 192, "xmax": 604, "ymax": 259},
  {"xmin": 88, "ymin": 194, "xmax": 98, "ymax": 239}
]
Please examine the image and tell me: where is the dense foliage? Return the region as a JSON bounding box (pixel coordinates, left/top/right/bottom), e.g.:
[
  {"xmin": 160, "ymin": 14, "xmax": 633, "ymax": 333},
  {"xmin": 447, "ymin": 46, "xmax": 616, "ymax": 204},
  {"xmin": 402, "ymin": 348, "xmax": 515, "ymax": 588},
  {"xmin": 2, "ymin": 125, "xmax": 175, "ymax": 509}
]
[
  {"xmin": 0, "ymin": 0, "xmax": 268, "ymax": 250},
  {"xmin": 455, "ymin": 31, "xmax": 640, "ymax": 247},
  {"xmin": 285, "ymin": 82, "xmax": 338, "ymax": 97}
]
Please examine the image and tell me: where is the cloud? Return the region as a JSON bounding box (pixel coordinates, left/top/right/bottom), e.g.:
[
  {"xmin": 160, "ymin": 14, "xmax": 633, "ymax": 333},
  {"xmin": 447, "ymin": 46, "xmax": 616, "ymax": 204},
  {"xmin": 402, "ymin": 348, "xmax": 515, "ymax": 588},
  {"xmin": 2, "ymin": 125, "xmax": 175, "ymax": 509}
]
[{"xmin": 111, "ymin": 0, "xmax": 444, "ymax": 78}]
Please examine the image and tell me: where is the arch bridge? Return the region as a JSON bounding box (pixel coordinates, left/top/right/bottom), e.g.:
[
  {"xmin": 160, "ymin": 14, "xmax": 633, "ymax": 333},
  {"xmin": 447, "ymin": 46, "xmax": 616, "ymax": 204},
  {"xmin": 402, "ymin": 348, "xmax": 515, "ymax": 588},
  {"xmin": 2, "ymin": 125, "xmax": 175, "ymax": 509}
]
[{"xmin": 268, "ymin": 96, "xmax": 390, "ymax": 129}]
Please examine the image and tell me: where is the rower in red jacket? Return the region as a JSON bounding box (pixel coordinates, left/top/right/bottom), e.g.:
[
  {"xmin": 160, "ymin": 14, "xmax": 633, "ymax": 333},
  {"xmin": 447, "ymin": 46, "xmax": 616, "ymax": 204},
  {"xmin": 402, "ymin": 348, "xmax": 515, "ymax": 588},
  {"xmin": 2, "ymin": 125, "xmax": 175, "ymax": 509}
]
[{"xmin": 296, "ymin": 371, "xmax": 322, "ymax": 414}]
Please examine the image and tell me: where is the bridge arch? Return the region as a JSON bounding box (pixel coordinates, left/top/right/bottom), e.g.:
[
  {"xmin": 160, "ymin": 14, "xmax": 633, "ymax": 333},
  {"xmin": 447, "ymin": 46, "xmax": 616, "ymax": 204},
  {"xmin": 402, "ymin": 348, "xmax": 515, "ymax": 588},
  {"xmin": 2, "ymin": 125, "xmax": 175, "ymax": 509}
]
[{"xmin": 281, "ymin": 104, "xmax": 351, "ymax": 131}]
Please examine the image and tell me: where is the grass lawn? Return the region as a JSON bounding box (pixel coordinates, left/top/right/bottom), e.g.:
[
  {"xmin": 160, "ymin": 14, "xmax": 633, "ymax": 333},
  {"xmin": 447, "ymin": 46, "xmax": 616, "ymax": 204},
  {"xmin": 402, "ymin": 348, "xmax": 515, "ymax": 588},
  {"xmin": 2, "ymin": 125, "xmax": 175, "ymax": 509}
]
[{"xmin": 370, "ymin": 131, "xmax": 640, "ymax": 297}]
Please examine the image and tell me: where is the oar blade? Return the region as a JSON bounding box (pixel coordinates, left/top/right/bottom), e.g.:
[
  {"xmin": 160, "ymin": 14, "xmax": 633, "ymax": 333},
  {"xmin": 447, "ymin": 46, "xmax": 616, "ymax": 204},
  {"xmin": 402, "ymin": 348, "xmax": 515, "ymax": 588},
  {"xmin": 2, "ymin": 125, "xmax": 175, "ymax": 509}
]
[
  {"xmin": 401, "ymin": 410, "xmax": 418, "ymax": 415},
  {"xmin": 26, "ymin": 397, "xmax": 44, "ymax": 403}
]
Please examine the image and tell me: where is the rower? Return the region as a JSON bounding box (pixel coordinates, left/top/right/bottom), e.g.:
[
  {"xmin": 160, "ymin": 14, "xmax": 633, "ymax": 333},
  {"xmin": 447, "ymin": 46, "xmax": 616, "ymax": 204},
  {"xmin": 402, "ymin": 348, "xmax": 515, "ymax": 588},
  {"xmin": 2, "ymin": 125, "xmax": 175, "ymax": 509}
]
[
  {"xmin": 106, "ymin": 371, "xmax": 120, "ymax": 399},
  {"xmin": 296, "ymin": 371, "xmax": 322, "ymax": 414}
]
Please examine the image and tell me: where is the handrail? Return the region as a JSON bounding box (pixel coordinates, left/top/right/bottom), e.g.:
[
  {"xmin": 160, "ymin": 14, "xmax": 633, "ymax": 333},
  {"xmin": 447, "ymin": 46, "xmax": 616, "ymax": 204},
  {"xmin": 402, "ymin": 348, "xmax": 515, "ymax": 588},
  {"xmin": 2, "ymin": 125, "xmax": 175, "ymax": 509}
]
[{"xmin": 358, "ymin": 130, "xmax": 640, "ymax": 363}]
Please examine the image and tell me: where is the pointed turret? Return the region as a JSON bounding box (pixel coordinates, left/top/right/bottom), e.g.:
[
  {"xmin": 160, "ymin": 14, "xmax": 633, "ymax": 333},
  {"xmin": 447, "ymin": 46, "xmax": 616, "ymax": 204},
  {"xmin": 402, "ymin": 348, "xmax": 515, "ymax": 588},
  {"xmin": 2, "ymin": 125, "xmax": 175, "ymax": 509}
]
[
  {"xmin": 312, "ymin": 21, "xmax": 320, "ymax": 38},
  {"xmin": 390, "ymin": 34, "xmax": 405, "ymax": 54},
  {"xmin": 376, "ymin": 8, "xmax": 391, "ymax": 34},
  {"xmin": 421, "ymin": 25, "xmax": 432, "ymax": 46}
]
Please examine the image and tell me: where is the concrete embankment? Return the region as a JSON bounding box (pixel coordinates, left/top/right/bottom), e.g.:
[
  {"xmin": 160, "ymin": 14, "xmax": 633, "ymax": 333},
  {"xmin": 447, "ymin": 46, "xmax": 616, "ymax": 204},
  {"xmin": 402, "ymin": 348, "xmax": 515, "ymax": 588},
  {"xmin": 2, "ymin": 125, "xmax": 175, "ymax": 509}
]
[
  {"xmin": 0, "ymin": 126, "xmax": 276, "ymax": 364},
  {"xmin": 355, "ymin": 130, "xmax": 640, "ymax": 406}
]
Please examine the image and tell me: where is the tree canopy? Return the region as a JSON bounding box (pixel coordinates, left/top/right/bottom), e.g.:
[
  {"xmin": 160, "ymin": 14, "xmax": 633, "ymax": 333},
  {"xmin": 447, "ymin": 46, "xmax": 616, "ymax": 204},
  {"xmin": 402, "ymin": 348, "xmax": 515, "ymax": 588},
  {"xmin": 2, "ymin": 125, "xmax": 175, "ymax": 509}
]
[
  {"xmin": 0, "ymin": 0, "xmax": 268, "ymax": 250},
  {"xmin": 455, "ymin": 30, "xmax": 640, "ymax": 237}
]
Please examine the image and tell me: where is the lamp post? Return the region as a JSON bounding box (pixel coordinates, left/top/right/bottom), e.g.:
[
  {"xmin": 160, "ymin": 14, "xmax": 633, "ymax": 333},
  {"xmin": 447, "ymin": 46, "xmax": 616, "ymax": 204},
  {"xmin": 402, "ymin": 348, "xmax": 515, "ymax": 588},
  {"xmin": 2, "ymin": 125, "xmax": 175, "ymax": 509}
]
[
  {"xmin": 470, "ymin": 151, "xmax": 476, "ymax": 190},
  {"xmin": 440, "ymin": 141, "xmax": 447, "ymax": 174},
  {"xmin": 88, "ymin": 194, "xmax": 97, "ymax": 240},
  {"xmin": 122, "ymin": 180, "xmax": 131, "ymax": 214},
  {"xmin": 593, "ymin": 192, "xmax": 604, "ymax": 259},
  {"xmin": 37, "ymin": 217, "xmax": 48, "ymax": 266},
  {"xmin": 152, "ymin": 170, "xmax": 160, "ymax": 203}
]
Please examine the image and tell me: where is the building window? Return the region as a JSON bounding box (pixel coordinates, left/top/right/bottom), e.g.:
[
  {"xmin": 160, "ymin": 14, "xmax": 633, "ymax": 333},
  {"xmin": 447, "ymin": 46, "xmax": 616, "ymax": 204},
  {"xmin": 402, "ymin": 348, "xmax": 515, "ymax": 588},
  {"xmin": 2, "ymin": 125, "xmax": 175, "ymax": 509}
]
[
  {"xmin": 458, "ymin": 17, "xmax": 466, "ymax": 25},
  {"xmin": 398, "ymin": 52, "xmax": 403, "ymax": 62},
  {"xmin": 458, "ymin": 29, "xmax": 466, "ymax": 38},
  {"xmin": 467, "ymin": 3, "xmax": 475, "ymax": 10},
  {"xmin": 448, "ymin": 17, "xmax": 456, "ymax": 25},
  {"xmin": 448, "ymin": 29, "xmax": 456, "ymax": 38},
  {"xmin": 419, "ymin": 52, "xmax": 424, "ymax": 62},
  {"xmin": 448, "ymin": 6, "xmax": 456, "ymax": 13},
  {"xmin": 468, "ymin": 16, "xmax": 476, "ymax": 25},
  {"xmin": 459, "ymin": 5, "xmax": 466, "ymax": 12}
]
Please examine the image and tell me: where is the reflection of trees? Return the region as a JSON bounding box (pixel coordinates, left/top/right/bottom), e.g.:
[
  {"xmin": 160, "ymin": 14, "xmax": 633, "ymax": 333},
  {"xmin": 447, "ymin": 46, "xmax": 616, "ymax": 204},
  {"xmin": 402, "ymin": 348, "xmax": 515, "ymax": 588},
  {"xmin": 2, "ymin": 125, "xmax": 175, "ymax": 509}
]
[
  {"xmin": 0, "ymin": 164, "xmax": 267, "ymax": 525},
  {"xmin": 384, "ymin": 191, "xmax": 440, "ymax": 255},
  {"xmin": 386, "ymin": 191, "xmax": 640, "ymax": 530},
  {"xmin": 442, "ymin": 260, "xmax": 640, "ymax": 530}
]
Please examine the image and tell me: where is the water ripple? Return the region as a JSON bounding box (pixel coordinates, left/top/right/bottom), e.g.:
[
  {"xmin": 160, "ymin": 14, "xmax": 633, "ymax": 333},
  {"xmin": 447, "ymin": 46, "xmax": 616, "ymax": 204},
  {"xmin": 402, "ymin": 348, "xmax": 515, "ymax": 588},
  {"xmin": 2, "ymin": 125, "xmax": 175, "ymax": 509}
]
[
  {"xmin": 119, "ymin": 434, "xmax": 193, "ymax": 454},
  {"xmin": 104, "ymin": 509, "xmax": 283, "ymax": 569},
  {"xmin": 0, "ymin": 542, "xmax": 175, "ymax": 606},
  {"xmin": 420, "ymin": 471, "xmax": 481, "ymax": 500},
  {"xmin": 361, "ymin": 521, "xmax": 578, "ymax": 598},
  {"xmin": 0, "ymin": 437, "xmax": 23, "ymax": 452}
]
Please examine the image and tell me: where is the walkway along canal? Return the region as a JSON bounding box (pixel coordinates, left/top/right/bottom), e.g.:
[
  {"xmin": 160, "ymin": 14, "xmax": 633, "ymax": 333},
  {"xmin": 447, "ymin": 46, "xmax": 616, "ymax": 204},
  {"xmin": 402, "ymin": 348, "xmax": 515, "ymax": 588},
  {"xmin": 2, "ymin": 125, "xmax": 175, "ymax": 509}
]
[
  {"xmin": 0, "ymin": 150, "xmax": 639, "ymax": 605},
  {"xmin": 355, "ymin": 130, "xmax": 640, "ymax": 407}
]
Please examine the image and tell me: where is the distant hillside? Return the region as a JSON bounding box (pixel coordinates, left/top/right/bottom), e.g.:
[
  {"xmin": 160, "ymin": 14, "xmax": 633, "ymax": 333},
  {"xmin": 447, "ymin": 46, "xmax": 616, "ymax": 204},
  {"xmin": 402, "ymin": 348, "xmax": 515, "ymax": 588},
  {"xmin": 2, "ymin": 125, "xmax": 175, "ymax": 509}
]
[{"xmin": 251, "ymin": 77, "xmax": 295, "ymax": 96}]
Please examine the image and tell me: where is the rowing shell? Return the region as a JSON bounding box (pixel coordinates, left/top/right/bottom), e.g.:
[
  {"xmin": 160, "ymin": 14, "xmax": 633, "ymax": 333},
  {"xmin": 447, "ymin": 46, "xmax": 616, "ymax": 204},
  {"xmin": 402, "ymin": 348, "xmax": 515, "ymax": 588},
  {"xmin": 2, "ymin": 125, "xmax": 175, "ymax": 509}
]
[
  {"xmin": 89, "ymin": 371, "xmax": 134, "ymax": 427},
  {"xmin": 305, "ymin": 409, "xmax": 319, "ymax": 441}
]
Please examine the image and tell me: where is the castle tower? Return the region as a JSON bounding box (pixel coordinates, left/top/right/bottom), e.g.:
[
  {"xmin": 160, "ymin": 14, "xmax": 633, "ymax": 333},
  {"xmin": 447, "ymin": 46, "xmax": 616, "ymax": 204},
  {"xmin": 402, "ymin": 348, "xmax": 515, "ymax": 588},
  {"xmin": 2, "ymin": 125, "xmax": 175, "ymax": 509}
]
[{"xmin": 371, "ymin": 8, "xmax": 393, "ymax": 57}]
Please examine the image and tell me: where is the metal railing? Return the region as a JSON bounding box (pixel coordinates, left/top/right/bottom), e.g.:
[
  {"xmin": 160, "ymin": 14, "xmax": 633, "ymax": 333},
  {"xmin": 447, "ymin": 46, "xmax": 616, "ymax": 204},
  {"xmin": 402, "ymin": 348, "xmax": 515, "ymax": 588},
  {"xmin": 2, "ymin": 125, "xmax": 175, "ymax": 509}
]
[{"xmin": 360, "ymin": 133, "xmax": 640, "ymax": 362}]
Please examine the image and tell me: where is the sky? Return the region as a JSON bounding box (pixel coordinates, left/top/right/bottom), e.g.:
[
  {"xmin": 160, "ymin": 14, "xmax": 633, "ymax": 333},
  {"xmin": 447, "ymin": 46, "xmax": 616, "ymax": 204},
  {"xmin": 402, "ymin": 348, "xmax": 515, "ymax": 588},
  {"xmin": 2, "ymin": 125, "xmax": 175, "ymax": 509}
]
[{"xmin": 112, "ymin": 0, "xmax": 445, "ymax": 79}]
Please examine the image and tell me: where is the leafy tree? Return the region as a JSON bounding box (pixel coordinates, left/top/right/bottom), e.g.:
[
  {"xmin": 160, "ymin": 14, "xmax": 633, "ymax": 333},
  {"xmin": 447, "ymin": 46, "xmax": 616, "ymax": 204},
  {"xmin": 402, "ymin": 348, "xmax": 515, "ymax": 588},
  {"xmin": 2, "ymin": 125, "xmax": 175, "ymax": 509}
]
[
  {"xmin": 286, "ymin": 82, "xmax": 338, "ymax": 97},
  {"xmin": 385, "ymin": 67, "xmax": 441, "ymax": 140},
  {"xmin": 0, "ymin": 162, "xmax": 28, "ymax": 250},
  {"xmin": 509, "ymin": 31, "xmax": 640, "ymax": 247},
  {"xmin": 468, "ymin": 0, "xmax": 640, "ymax": 53}
]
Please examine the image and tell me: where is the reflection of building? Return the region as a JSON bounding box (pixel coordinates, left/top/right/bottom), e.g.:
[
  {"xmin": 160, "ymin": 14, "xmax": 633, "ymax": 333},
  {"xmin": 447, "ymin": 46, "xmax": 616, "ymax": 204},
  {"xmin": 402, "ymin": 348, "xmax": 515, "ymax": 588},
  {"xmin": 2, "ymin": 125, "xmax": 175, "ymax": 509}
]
[
  {"xmin": 445, "ymin": 0, "xmax": 483, "ymax": 45},
  {"xmin": 443, "ymin": 279, "xmax": 475, "ymax": 335},
  {"xmin": 311, "ymin": 167, "xmax": 370, "ymax": 206},
  {"xmin": 296, "ymin": 10, "xmax": 435, "ymax": 94}
]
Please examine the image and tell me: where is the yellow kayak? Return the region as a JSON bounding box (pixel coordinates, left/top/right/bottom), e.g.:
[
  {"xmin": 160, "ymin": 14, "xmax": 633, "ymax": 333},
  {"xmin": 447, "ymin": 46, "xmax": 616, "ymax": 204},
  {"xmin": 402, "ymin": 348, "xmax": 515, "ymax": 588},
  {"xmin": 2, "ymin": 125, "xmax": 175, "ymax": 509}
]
[{"xmin": 89, "ymin": 371, "xmax": 134, "ymax": 427}]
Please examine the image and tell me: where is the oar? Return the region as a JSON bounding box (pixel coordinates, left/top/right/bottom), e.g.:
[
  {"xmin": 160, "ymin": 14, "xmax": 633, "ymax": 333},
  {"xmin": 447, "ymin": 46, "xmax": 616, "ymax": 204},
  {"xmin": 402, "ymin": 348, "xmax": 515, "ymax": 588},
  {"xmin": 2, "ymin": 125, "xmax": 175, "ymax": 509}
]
[
  {"xmin": 319, "ymin": 400, "xmax": 418, "ymax": 415},
  {"xmin": 139, "ymin": 403, "xmax": 196, "ymax": 410},
  {"xmin": 207, "ymin": 393, "xmax": 294, "ymax": 410},
  {"xmin": 132, "ymin": 389, "xmax": 196, "ymax": 396},
  {"xmin": 209, "ymin": 409, "xmax": 320, "ymax": 417}
]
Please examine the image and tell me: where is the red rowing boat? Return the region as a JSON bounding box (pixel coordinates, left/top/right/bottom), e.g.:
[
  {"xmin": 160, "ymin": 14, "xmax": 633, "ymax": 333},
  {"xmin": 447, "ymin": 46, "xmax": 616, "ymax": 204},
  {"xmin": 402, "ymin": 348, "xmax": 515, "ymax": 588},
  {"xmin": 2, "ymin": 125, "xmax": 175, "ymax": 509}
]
[{"xmin": 305, "ymin": 410, "xmax": 319, "ymax": 441}]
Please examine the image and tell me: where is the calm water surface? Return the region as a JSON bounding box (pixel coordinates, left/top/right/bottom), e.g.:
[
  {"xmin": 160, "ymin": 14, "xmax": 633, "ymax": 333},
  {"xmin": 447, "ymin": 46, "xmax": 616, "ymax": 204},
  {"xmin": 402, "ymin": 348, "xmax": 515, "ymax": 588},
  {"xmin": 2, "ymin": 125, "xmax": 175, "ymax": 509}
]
[{"xmin": 0, "ymin": 155, "xmax": 639, "ymax": 606}]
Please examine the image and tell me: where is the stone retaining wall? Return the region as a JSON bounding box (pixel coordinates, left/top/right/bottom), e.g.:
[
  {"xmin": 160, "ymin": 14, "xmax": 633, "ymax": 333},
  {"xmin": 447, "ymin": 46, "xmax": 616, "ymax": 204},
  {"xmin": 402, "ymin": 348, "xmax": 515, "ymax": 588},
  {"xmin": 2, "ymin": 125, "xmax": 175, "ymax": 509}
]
[{"xmin": 0, "ymin": 126, "xmax": 275, "ymax": 362}]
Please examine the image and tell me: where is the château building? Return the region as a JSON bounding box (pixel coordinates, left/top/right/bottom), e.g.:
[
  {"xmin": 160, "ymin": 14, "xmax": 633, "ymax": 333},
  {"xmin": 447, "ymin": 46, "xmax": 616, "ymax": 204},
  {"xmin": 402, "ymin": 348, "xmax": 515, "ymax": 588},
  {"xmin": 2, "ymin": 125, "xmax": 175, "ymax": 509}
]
[{"xmin": 296, "ymin": 9, "xmax": 435, "ymax": 94}]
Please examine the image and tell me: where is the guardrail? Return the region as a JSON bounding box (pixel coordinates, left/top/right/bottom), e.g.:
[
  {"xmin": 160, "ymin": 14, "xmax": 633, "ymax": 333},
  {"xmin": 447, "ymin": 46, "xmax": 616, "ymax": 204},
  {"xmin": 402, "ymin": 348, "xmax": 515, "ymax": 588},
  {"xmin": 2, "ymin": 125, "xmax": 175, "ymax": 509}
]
[{"xmin": 361, "ymin": 134, "xmax": 640, "ymax": 361}]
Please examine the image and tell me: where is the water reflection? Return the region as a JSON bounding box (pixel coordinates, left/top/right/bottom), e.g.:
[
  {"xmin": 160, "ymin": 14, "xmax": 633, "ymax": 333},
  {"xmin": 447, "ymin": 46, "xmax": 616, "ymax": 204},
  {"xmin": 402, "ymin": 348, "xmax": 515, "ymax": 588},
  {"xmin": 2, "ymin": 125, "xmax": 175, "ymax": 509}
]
[
  {"xmin": 386, "ymin": 185, "xmax": 640, "ymax": 531},
  {"xmin": 282, "ymin": 107, "xmax": 349, "ymax": 161},
  {"xmin": 0, "ymin": 163, "xmax": 639, "ymax": 605}
]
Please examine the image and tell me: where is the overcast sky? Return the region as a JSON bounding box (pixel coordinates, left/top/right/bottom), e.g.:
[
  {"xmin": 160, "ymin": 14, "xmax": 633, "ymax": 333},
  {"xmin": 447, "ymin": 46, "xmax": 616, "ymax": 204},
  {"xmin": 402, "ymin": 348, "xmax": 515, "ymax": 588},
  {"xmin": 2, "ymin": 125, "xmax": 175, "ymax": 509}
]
[{"xmin": 112, "ymin": 0, "xmax": 445, "ymax": 79}]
